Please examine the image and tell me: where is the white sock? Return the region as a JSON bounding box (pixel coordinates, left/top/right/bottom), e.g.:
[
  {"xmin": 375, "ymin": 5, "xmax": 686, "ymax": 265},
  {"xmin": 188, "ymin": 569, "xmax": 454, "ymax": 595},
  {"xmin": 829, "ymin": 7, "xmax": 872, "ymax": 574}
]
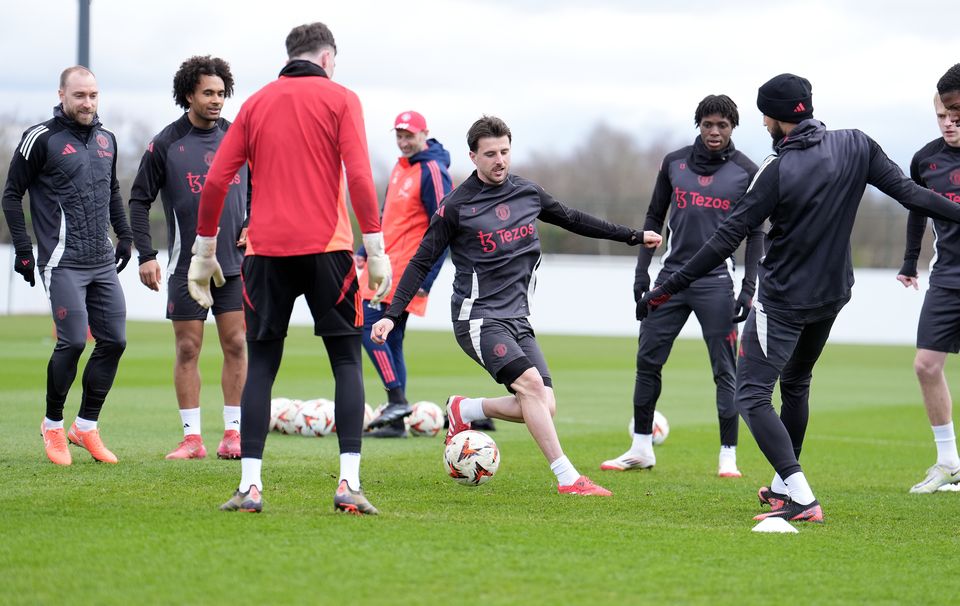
[
  {"xmin": 339, "ymin": 452, "xmax": 361, "ymax": 490},
  {"xmin": 223, "ymin": 405, "xmax": 241, "ymax": 433},
  {"xmin": 771, "ymin": 473, "xmax": 788, "ymax": 494},
  {"xmin": 239, "ymin": 457, "xmax": 263, "ymax": 492},
  {"xmin": 783, "ymin": 471, "xmax": 815, "ymax": 505},
  {"xmin": 550, "ymin": 455, "xmax": 581, "ymax": 486},
  {"xmin": 43, "ymin": 417, "xmax": 64, "ymax": 431},
  {"xmin": 932, "ymin": 422, "xmax": 960, "ymax": 469},
  {"xmin": 719, "ymin": 445, "xmax": 737, "ymax": 464},
  {"xmin": 459, "ymin": 397, "xmax": 486, "ymax": 424},
  {"xmin": 179, "ymin": 408, "xmax": 201, "ymax": 436},
  {"xmin": 630, "ymin": 433, "xmax": 654, "ymax": 455},
  {"xmin": 74, "ymin": 417, "xmax": 97, "ymax": 432}
]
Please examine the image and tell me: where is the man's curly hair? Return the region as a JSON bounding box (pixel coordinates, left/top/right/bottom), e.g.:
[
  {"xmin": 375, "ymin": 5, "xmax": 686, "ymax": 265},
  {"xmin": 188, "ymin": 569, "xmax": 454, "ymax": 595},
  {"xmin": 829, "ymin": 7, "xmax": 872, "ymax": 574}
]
[
  {"xmin": 694, "ymin": 94, "xmax": 739, "ymax": 128},
  {"xmin": 172, "ymin": 55, "xmax": 234, "ymax": 110},
  {"xmin": 937, "ymin": 63, "xmax": 960, "ymax": 95}
]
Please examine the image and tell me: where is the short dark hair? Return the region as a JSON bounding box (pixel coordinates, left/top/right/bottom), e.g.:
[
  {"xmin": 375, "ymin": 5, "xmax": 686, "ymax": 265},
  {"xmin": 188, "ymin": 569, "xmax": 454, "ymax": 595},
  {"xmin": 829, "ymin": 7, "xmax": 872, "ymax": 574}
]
[
  {"xmin": 694, "ymin": 94, "xmax": 739, "ymax": 127},
  {"xmin": 467, "ymin": 115, "xmax": 512, "ymax": 152},
  {"xmin": 937, "ymin": 63, "xmax": 960, "ymax": 95},
  {"xmin": 286, "ymin": 22, "xmax": 337, "ymax": 58},
  {"xmin": 59, "ymin": 65, "xmax": 94, "ymax": 89},
  {"xmin": 172, "ymin": 56, "xmax": 234, "ymax": 110}
]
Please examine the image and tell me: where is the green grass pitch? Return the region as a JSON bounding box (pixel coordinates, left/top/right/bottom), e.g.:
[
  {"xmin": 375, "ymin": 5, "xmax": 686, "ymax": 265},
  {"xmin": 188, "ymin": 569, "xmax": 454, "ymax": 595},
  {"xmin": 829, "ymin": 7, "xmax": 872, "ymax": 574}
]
[{"xmin": 1, "ymin": 315, "xmax": 957, "ymax": 604}]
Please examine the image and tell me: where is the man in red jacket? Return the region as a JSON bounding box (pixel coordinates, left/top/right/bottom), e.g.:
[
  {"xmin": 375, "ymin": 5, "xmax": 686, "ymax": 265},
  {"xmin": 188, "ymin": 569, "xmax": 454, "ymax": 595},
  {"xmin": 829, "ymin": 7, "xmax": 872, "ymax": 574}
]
[{"xmin": 188, "ymin": 22, "xmax": 391, "ymax": 515}]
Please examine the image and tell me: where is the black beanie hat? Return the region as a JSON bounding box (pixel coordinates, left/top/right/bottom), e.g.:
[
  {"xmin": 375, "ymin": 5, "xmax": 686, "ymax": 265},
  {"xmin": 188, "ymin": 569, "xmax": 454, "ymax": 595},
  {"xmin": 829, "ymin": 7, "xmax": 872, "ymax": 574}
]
[{"xmin": 757, "ymin": 73, "xmax": 813, "ymax": 123}]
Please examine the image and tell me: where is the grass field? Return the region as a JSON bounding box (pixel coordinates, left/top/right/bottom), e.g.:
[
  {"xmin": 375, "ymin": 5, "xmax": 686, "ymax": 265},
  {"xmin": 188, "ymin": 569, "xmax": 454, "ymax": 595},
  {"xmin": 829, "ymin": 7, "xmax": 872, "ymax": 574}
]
[{"xmin": 1, "ymin": 314, "xmax": 958, "ymax": 605}]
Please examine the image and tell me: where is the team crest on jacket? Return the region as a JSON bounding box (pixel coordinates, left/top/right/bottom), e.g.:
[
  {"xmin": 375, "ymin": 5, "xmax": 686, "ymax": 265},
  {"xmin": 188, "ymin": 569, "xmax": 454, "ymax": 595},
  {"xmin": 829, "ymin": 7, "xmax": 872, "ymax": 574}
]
[
  {"xmin": 950, "ymin": 169, "xmax": 960, "ymax": 187},
  {"xmin": 204, "ymin": 151, "xmax": 215, "ymax": 166},
  {"xmin": 56, "ymin": 306, "xmax": 68, "ymax": 320},
  {"xmin": 495, "ymin": 204, "xmax": 510, "ymax": 221},
  {"xmin": 96, "ymin": 134, "xmax": 109, "ymax": 149},
  {"xmin": 698, "ymin": 175, "xmax": 714, "ymax": 187}
]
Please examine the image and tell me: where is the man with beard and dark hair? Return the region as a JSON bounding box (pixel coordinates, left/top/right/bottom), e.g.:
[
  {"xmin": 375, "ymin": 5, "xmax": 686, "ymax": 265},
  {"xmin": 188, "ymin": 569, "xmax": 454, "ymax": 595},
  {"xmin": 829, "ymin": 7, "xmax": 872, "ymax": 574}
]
[
  {"xmin": 130, "ymin": 55, "xmax": 249, "ymax": 461},
  {"xmin": 638, "ymin": 73, "xmax": 960, "ymax": 524},
  {"xmin": 600, "ymin": 94, "xmax": 762, "ymax": 478},
  {"xmin": 372, "ymin": 115, "xmax": 662, "ymax": 497},
  {"xmin": 2, "ymin": 66, "xmax": 133, "ymax": 466}
]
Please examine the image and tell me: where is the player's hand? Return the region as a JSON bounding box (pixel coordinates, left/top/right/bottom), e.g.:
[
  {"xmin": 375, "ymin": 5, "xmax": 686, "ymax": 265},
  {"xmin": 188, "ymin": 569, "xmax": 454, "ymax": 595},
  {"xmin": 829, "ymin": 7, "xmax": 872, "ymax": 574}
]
[
  {"xmin": 236, "ymin": 227, "xmax": 248, "ymax": 249},
  {"xmin": 362, "ymin": 232, "xmax": 392, "ymax": 305},
  {"xmin": 896, "ymin": 274, "xmax": 919, "ymax": 290},
  {"xmin": 13, "ymin": 248, "xmax": 35, "ymax": 287},
  {"xmin": 732, "ymin": 290, "xmax": 753, "ymax": 323},
  {"xmin": 642, "ymin": 230, "xmax": 662, "ymax": 248},
  {"xmin": 633, "ymin": 274, "xmax": 650, "ymax": 320},
  {"xmin": 115, "ymin": 238, "xmax": 133, "ymax": 273},
  {"xmin": 139, "ymin": 259, "xmax": 162, "ymax": 292},
  {"xmin": 371, "ymin": 317, "xmax": 395, "ymax": 345},
  {"xmin": 187, "ymin": 233, "xmax": 225, "ymax": 309},
  {"xmin": 637, "ymin": 285, "xmax": 672, "ymax": 321}
]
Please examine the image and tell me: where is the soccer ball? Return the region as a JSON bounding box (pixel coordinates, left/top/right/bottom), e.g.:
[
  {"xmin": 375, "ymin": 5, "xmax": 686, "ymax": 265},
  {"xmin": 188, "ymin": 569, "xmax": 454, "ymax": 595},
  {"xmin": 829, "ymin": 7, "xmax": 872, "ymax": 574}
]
[
  {"xmin": 296, "ymin": 399, "xmax": 335, "ymax": 437},
  {"xmin": 269, "ymin": 397, "xmax": 291, "ymax": 432},
  {"xmin": 444, "ymin": 430, "xmax": 500, "ymax": 486},
  {"xmin": 275, "ymin": 399, "xmax": 303, "ymax": 435},
  {"xmin": 363, "ymin": 403, "xmax": 375, "ymax": 430},
  {"xmin": 627, "ymin": 410, "xmax": 670, "ymax": 446},
  {"xmin": 408, "ymin": 401, "xmax": 444, "ymax": 437},
  {"xmin": 316, "ymin": 399, "xmax": 337, "ymax": 434}
]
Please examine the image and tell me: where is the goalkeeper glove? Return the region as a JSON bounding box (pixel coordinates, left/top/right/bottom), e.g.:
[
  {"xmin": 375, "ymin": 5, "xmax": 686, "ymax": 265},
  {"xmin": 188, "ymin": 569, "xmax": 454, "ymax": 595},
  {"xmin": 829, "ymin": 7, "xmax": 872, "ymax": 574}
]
[
  {"xmin": 187, "ymin": 234, "xmax": 224, "ymax": 309},
  {"xmin": 362, "ymin": 232, "xmax": 392, "ymax": 305}
]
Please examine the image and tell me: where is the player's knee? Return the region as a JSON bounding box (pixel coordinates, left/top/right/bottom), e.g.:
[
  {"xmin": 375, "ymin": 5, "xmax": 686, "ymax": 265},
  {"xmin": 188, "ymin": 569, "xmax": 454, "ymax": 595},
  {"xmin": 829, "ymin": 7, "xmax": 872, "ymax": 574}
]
[
  {"xmin": 176, "ymin": 337, "xmax": 202, "ymax": 363},
  {"xmin": 222, "ymin": 333, "xmax": 246, "ymax": 361},
  {"xmin": 96, "ymin": 337, "xmax": 126, "ymax": 358},
  {"xmin": 56, "ymin": 336, "xmax": 87, "ymax": 358},
  {"xmin": 914, "ymin": 356, "xmax": 944, "ymax": 382}
]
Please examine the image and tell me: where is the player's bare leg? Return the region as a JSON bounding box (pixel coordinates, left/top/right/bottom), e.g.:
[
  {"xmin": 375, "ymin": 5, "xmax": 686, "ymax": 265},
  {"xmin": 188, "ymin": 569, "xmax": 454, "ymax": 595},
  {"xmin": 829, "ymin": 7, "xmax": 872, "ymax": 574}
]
[
  {"xmin": 166, "ymin": 320, "xmax": 207, "ymax": 460},
  {"xmin": 215, "ymin": 310, "xmax": 245, "ymax": 458},
  {"xmin": 910, "ymin": 348, "xmax": 960, "ymax": 493}
]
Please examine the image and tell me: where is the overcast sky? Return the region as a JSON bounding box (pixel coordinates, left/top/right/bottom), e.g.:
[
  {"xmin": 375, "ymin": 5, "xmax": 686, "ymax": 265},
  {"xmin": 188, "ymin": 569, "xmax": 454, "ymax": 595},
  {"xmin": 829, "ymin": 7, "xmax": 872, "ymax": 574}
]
[{"xmin": 1, "ymin": 0, "xmax": 955, "ymax": 179}]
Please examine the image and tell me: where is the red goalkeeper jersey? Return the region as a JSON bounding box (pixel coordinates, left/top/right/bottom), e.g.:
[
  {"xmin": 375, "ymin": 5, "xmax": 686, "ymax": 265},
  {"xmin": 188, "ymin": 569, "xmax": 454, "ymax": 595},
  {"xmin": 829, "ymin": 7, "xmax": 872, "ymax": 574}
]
[{"xmin": 197, "ymin": 60, "xmax": 379, "ymax": 256}]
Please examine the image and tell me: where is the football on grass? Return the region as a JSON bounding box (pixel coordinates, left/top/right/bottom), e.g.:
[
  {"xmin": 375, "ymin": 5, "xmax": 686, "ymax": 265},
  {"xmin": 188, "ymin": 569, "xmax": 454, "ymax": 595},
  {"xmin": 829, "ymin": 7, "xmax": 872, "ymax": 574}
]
[
  {"xmin": 627, "ymin": 410, "xmax": 670, "ymax": 445},
  {"xmin": 408, "ymin": 401, "xmax": 444, "ymax": 437},
  {"xmin": 444, "ymin": 430, "xmax": 500, "ymax": 486}
]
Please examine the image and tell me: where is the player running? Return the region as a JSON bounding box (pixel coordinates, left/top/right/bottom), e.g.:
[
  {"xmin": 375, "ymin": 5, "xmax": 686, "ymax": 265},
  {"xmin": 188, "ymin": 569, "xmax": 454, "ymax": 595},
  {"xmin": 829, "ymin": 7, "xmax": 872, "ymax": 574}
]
[{"xmin": 371, "ymin": 116, "xmax": 661, "ymax": 496}]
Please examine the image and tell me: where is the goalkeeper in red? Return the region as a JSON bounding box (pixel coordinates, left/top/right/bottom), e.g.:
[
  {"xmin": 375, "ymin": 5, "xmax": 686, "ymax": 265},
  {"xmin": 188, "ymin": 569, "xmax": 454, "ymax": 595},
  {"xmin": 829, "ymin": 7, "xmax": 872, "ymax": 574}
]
[
  {"xmin": 371, "ymin": 116, "xmax": 661, "ymax": 496},
  {"xmin": 188, "ymin": 22, "xmax": 391, "ymax": 515}
]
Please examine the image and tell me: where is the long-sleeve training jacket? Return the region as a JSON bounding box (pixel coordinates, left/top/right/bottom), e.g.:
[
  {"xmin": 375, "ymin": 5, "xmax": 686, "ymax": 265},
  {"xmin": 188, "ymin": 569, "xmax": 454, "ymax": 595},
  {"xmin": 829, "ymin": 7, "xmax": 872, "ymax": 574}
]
[{"xmin": 2, "ymin": 105, "xmax": 131, "ymax": 268}]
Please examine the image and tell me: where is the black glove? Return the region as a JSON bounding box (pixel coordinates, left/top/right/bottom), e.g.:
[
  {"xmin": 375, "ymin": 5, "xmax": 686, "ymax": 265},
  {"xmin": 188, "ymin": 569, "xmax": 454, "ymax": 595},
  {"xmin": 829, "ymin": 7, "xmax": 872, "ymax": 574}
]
[
  {"xmin": 14, "ymin": 248, "xmax": 35, "ymax": 287},
  {"xmin": 637, "ymin": 285, "xmax": 672, "ymax": 321},
  {"xmin": 115, "ymin": 239, "xmax": 132, "ymax": 273},
  {"xmin": 898, "ymin": 259, "xmax": 918, "ymax": 279},
  {"xmin": 732, "ymin": 290, "xmax": 753, "ymax": 323},
  {"xmin": 633, "ymin": 274, "xmax": 650, "ymax": 321}
]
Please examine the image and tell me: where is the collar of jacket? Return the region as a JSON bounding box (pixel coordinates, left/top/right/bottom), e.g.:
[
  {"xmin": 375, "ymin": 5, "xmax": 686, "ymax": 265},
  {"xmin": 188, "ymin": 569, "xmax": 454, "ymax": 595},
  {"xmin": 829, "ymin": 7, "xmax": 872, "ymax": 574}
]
[
  {"xmin": 776, "ymin": 119, "xmax": 826, "ymax": 152},
  {"xmin": 688, "ymin": 136, "xmax": 735, "ymax": 176},
  {"xmin": 53, "ymin": 104, "xmax": 99, "ymax": 136},
  {"xmin": 278, "ymin": 60, "xmax": 329, "ymax": 79}
]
